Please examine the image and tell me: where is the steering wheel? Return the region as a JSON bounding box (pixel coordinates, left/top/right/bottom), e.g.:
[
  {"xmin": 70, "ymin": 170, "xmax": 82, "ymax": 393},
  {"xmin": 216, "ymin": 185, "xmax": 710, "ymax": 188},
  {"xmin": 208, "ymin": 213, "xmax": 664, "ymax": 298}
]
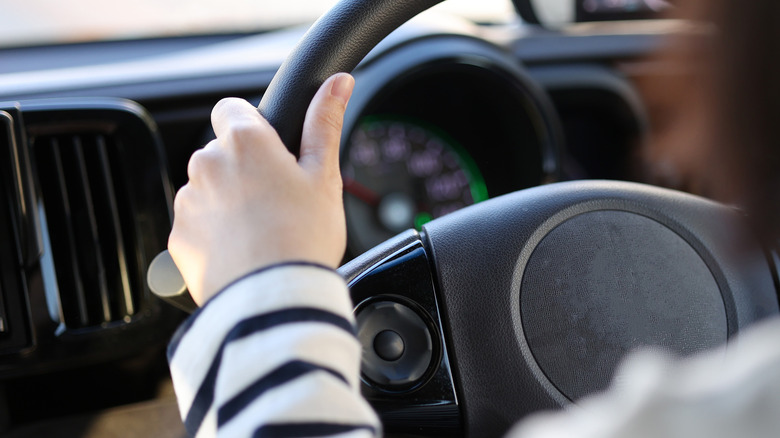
[{"xmin": 256, "ymin": 0, "xmax": 779, "ymax": 436}]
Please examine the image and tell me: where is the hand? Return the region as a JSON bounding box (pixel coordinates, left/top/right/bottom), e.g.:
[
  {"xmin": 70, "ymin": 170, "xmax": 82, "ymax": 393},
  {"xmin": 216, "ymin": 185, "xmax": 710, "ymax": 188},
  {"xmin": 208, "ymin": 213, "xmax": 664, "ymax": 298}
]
[{"xmin": 168, "ymin": 73, "xmax": 355, "ymax": 305}]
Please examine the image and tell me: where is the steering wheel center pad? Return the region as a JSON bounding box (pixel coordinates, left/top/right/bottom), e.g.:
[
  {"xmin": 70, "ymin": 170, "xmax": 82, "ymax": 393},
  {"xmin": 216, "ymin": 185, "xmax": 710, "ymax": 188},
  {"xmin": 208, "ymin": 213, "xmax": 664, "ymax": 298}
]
[
  {"xmin": 522, "ymin": 209, "xmax": 726, "ymax": 401},
  {"xmin": 419, "ymin": 180, "xmax": 777, "ymax": 436}
]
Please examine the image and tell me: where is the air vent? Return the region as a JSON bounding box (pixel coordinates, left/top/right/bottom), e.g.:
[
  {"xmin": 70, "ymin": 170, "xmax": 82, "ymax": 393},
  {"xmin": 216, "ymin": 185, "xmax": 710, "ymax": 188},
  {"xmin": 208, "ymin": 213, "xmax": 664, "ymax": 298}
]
[
  {"xmin": 0, "ymin": 98, "xmax": 176, "ymax": 375},
  {"xmin": 34, "ymin": 132, "xmax": 138, "ymax": 329}
]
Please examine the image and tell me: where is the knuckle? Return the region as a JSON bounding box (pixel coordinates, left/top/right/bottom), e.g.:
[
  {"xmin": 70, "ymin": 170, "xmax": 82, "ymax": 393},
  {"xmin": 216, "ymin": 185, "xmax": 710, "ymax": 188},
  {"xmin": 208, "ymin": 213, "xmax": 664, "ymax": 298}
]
[
  {"xmin": 203, "ymin": 138, "xmax": 219, "ymax": 150},
  {"xmin": 185, "ymin": 151, "xmax": 202, "ymax": 180},
  {"xmin": 186, "ymin": 148, "xmax": 219, "ymax": 180},
  {"xmin": 225, "ymin": 121, "xmax": 259, "ymax": 144},
  {"xmin": 167, "ymin": 228, "xmax": 181, "ymax": 257},
  {"xmin": 222, "ymin": 121, "xmax": 268, "ymax": 155},
  {"xmin": 172, "ymin": 184, "xmax": 191, "ymax": 214},
  {"xmin": 211, "ymin": 97, "xmax": 240, "ymax": 120}
]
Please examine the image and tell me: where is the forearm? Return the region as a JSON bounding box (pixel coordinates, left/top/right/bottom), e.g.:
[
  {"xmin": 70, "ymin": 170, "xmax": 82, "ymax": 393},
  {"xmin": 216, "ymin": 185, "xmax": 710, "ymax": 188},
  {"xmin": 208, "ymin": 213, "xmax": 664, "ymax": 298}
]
[{"xmin": 167, "ymin": 263, "xmax": 381, "ymax": 437}]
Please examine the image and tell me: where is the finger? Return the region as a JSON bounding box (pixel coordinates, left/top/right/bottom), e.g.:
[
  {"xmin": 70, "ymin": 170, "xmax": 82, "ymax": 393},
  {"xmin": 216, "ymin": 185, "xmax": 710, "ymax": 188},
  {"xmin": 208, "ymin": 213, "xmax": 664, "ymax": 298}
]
[
  {"xmin": 167, "ymin": 223, "xmax": 204, "ymax": 305},
  {"xmin": 211, "ymin": 97, "xmax": 274, "ymax": 144},
  {"xmin": 171, "ymin": 183, "xmax": 191, "ymax": 217},
  {"xmin": 202, "ymin": 138, "xmax": 219, "ymax": 150},
  {"xmin": 299, "ymin": 73, "xmax": 355, "ymax": 176},
  {"xmin": 186, "ymin": 146, "xmax": 223, "ymax": 186}
]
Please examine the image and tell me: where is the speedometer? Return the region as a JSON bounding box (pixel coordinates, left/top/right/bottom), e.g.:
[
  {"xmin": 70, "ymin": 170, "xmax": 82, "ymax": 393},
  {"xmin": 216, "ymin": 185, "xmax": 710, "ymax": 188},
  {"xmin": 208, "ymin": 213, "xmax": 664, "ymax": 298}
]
[{"xmin": 343, "ymin": 116, "xmax": 487, "ymax": 254}]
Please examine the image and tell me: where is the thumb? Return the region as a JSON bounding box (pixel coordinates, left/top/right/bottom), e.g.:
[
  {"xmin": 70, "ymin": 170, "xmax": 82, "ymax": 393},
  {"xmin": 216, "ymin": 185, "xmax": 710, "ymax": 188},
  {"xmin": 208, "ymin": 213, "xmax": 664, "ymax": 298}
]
[{"xmin": 299, "ymin": 73, "xmax": 355, "ymax": 176}]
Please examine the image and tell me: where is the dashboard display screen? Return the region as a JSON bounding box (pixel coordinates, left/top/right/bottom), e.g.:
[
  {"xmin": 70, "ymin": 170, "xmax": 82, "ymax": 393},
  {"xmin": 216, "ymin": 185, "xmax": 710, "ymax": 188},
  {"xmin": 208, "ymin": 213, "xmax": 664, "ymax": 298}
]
[{"xmin": 576, "ymin": 0, "xmax": 671, "ymax": 22}]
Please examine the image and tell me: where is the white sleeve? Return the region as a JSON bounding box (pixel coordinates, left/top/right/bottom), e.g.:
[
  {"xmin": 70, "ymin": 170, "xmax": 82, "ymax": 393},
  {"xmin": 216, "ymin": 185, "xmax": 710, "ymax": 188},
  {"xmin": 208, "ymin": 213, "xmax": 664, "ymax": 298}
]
[
  {"xmin": 167, "ymin": 262, "xmax": 382, "ymax": 438},
  {"xmin": 507, "ymin": 317, "xmax": 780, "ymax": 438}
]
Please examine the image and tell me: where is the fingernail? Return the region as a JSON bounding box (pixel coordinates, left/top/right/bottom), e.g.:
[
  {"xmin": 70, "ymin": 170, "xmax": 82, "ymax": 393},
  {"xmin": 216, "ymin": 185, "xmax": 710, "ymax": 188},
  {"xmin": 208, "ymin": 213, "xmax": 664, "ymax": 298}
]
[{"xmin": 330, "ymin": 73, "xmax": 355, "ymax": 104}]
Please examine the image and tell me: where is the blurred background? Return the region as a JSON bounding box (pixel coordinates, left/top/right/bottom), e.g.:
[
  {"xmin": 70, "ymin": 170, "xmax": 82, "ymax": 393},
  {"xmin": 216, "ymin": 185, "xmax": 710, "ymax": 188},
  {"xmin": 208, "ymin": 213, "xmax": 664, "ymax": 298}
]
[{"xmin": 0, "ymin": 0, "xmax": 514, "ymax": 48}]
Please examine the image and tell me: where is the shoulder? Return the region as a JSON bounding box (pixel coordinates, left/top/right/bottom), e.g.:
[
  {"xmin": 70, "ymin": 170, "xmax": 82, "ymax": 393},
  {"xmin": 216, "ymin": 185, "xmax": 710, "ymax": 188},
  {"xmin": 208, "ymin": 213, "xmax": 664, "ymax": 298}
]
[{"xmin": 508, "ymin": 317, "xmax": 780, "ymax": 438}]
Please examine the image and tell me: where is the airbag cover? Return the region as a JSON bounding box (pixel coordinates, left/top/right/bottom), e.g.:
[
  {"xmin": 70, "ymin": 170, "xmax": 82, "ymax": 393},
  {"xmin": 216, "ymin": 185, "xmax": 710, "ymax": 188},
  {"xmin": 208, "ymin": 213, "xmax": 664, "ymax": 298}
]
[{"xmin": 521, "ymin": 210, "xmax": 726, "ymax": 400}]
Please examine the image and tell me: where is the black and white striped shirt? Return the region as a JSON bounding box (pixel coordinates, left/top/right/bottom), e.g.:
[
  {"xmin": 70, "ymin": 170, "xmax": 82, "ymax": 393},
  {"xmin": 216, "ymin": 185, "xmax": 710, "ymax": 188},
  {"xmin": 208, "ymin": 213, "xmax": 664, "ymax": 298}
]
[{"xmin": 168, "ymin": 263, "xmax": 381, "ymax": 438}]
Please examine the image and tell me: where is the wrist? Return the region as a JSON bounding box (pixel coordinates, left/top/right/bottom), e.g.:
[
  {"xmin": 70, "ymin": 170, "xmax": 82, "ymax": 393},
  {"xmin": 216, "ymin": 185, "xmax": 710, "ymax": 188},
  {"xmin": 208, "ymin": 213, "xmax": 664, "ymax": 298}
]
[{"xmin": 197, "ymin": 260, "xmax": 341, "ymax": 307}]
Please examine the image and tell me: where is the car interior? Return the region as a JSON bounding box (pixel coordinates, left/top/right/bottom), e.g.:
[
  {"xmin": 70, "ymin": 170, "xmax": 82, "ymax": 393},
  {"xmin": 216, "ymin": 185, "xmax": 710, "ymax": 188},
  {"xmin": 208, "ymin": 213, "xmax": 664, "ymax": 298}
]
[{"xmin": 2, "ymin": 0, "xmax": 778, "ymax": 436}]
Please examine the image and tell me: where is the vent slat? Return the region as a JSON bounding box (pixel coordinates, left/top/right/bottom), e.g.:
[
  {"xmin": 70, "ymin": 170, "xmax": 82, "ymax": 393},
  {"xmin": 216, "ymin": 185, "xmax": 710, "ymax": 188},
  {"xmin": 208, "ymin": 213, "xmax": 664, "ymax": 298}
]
[
  {"xmin": 43, "ymin": 138, "xmax": 90, "ymax": 327},
  {"xmin": 35, "ymin": 132, "xmax": 140, "ymax": 329},
  {"xmin": 95, "ymin": 136, "xmax": 135, "ymax": 316},
  {"xmin": 69, "ymin": 136, "xmax": 111, "ymax": 323}
]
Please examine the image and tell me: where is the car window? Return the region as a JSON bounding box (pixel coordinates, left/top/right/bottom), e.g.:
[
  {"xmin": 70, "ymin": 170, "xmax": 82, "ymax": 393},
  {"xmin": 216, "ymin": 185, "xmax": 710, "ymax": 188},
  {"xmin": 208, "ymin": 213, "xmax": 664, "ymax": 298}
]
[{"xmin": 0, "ymin": 0, "xmax": 516, "ymax": 48}]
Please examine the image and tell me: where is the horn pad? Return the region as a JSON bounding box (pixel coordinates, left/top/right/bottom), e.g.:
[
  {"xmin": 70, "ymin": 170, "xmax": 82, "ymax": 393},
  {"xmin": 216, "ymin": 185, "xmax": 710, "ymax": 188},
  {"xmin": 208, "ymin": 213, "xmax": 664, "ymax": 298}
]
[{"xmin": 520, "ymin": 210, "xmax": 727, "ymax": 400}]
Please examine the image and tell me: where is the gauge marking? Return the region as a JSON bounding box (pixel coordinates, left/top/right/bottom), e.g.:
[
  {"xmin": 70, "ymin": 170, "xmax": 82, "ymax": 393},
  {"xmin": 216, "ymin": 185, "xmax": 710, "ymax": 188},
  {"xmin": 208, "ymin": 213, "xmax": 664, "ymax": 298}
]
[{"xmin": 343, "ymin": 115, "xmax": 488, "ymax": 254}]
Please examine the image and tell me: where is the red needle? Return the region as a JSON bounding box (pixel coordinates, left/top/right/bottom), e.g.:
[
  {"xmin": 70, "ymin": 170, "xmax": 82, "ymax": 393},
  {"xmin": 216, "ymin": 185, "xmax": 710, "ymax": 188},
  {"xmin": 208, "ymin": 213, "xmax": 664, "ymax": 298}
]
[{"xmin": 343, "ymin": 176, "xmax": 381, "ymax": 207}]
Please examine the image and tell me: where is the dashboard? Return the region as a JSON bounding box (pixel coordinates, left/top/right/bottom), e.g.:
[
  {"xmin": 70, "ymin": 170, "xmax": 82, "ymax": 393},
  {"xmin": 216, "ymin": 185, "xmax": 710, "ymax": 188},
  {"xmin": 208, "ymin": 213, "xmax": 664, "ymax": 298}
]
[{"xmin": 0, "ymin": 11, "xmax": 670, "ymax": 437}]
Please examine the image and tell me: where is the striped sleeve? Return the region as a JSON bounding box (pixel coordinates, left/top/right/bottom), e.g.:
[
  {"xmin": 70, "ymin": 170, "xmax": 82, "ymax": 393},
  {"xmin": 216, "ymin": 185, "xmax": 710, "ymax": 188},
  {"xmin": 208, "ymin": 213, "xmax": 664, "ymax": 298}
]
[{"xmin": 167, "ymin": 262, "xmax": 381, "ymax": 438}]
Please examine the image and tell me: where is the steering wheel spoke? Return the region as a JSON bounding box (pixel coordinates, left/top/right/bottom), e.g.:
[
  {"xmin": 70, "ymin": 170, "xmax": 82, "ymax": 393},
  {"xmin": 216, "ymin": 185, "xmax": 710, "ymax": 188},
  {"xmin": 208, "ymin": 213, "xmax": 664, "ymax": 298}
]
[{"xmin": 341, "ymin": 232, "xmax": 461, "ymax": 436}]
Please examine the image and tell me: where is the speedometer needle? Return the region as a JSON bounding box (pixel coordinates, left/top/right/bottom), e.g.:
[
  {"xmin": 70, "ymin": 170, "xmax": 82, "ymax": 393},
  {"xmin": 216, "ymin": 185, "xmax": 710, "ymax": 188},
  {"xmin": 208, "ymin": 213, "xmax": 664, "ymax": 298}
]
[{"xmin": 343, "ymin": 176, "xmax": 381, "ymax": 207}]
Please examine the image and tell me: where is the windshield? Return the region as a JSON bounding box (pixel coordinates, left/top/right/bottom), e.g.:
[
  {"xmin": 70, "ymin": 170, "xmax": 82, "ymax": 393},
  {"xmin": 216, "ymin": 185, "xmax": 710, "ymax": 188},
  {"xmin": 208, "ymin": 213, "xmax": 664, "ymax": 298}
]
[{"xmin": 1, "ymin": 0, "xmax": 516, "ymax": 48}]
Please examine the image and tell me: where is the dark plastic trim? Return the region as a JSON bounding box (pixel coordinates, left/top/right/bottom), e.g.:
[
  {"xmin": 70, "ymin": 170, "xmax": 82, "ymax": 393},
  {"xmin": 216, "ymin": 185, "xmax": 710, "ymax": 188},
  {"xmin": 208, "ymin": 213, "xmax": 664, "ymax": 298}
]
[{"xmin": 0, "ymin": 97, "xmax": 182, "ymax": 377}]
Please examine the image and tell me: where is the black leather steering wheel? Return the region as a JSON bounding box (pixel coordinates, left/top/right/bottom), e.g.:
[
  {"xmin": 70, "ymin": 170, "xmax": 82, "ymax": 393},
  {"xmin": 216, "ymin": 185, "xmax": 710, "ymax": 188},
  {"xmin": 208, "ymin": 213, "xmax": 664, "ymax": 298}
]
[
  {"xmin": 257, "ymin": 1, "xmax": 780, "ymax": 437},
  {"xmin": 258, "ymin": 0, "xmax": 444, "ymax": 156}
]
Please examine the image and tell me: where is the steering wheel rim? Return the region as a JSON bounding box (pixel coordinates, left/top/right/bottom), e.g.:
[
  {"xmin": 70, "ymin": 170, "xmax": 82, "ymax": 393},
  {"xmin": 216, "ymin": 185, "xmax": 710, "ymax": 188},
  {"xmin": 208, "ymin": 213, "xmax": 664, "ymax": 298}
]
[
  {"xmin": 257, "ymin": 1, "xmax": 780, "ymax": 437},
  {"xmin": 257, "ymin": 0, "xmax": 444, "ymax": 156}
]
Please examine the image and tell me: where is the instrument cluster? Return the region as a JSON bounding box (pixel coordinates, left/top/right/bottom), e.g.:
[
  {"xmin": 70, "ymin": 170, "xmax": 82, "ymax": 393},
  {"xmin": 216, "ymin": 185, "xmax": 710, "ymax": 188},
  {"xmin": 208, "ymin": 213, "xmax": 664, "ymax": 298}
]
[{"xmin": 340, "ymin": 36, "xmax": 561, "ymax": 255}]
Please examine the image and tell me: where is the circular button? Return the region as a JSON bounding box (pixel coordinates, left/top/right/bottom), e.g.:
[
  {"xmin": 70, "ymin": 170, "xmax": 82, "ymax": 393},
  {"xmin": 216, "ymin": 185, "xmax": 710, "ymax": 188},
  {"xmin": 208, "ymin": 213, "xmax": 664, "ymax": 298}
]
[{"xmin": 373, "ymin": 330, "xmax": 405, "ymax": 361}]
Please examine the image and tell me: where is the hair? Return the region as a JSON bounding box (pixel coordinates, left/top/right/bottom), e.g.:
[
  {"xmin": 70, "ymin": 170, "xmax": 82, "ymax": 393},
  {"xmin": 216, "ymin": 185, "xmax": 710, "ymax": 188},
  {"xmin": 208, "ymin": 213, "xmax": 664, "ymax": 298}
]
[{"xmin": 641, "ymin": 0, "xmax": 780, "ymax": 241}]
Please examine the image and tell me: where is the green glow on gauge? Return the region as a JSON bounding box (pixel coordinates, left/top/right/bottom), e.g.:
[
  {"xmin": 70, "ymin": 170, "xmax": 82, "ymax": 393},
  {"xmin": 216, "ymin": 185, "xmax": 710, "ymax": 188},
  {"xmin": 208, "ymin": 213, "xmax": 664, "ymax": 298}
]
[
  {"xmin": 468, "ymin": 174, "xmax": 489, "ymax": 204},
  {"xmin": 438, "ymin": 128, "xmax": 489, "ymax": 204},
  {"xmin": 414, "ymin": 212, "xmax": 433, "ymax": 230}
]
